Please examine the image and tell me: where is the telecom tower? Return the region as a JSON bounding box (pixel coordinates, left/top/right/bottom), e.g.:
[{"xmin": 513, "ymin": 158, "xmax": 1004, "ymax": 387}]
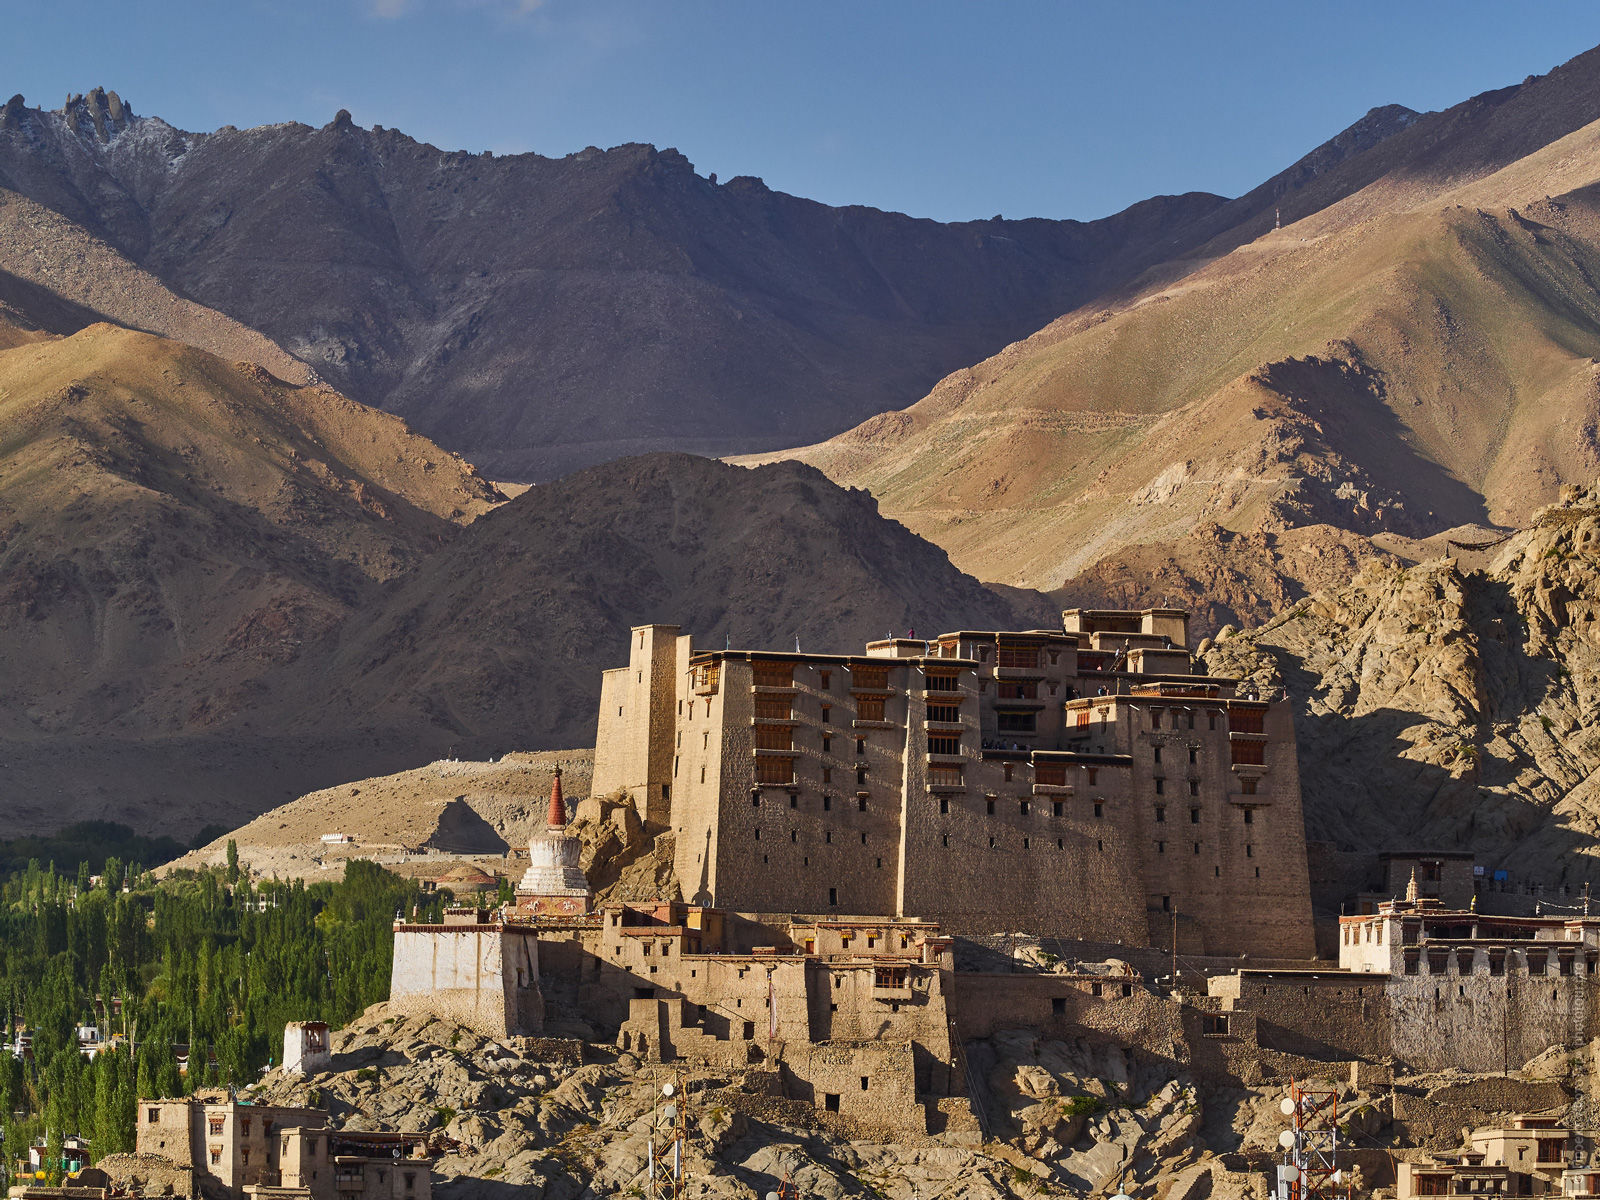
[
  {"xmin": 1276, "ymin": 1080, "xmax": 1352, "ymax": 1200},
  {"xmin": 647, "ymin": 1073, "xmax": 689, "ymax": 1200}
]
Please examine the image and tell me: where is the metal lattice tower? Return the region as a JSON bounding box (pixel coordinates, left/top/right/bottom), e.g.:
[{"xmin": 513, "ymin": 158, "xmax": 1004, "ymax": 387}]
[
  {"xmin": 647, "ymin": 1072, "xmax": 689, "ymax": 1200},
  {"xmin": 1277, "ymin": 1081, "xmax": 1352, "ymax": 1200}
]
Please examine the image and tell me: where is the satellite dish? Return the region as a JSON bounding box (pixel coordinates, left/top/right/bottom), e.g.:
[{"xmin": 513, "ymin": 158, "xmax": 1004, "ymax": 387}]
[
  {"xmin": 662, "ymin": 1104, "xmax": 677, "ymax": 1121},
  {"xmin": 767, "ymin": 1194, "xmax": 781, "ymax": 1200},
  {"xmin": 1280, "ymin": 1097, "xmax": 1297, "ymax": 1116},
  {"xmin": 1333, "ymin": 1170, "xmax": 1344, "ymax": 1185},
  {"xmin": 1279, "ymin": 1130, "xmax": 1297, "ymax": 1149},
  {"xmin": 661, "ymin": 1082, "xmax": 676, "ymax": 1098},
  {"xmin": 1283, "ymin": 1167, "xmax": 1301, "ymax": 1183}
]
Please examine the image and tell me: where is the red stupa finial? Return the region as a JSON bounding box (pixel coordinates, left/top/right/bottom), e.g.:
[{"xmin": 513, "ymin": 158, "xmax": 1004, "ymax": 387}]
[{"xmin": 547, "ymin": 765, "xmax": 566, "ymax": 830}]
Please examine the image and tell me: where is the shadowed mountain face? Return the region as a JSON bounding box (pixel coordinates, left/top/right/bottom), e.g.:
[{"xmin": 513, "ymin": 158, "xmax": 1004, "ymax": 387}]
[
  {"xmin": 1203, "ymin": 482, "xmax": 1600, "ymax": 893},
  {"xmin": 0, "ymin": 278, "xmax": 1046, "ymax": 839},
  {"xmin": 0, "ymin": 89, "xmax": 1257, "ymax": 480},
  {"xmin": 290, "ymin": 453, "xmax": 1051, "ymax": 761},
  {"xmin": 762, "ymin": 47, "xmax": 1600, "ymax": 633}
]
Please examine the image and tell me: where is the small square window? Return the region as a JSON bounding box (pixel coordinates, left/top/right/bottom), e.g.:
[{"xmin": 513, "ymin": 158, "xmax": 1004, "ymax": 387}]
[
  {"xmin": 1052, "ymin": 801, "xmax": 1063, "ymax": 817},
  {"xmin": 986, "ymin": 799, "xmax": 995, "ymax": 815},
  {"xmin": 939, "ymin": 797, "xmax": 949, "ymax": 814},
  {"xmin": 1094, "ymin": 803, "xmax": 1103, "ymax": 818}
]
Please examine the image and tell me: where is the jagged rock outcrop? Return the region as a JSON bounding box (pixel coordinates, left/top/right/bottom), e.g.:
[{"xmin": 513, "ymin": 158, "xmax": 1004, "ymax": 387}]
[{"xmin": 1203, "ymin": 481, "xmax": 1600, "ymax": 883}]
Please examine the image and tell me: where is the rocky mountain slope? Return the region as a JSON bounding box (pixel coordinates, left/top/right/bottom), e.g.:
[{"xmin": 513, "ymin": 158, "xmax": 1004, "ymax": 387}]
[
  {"xmin": 0, "ymin": 186, "xmax": 313, "ymax": 381},
  {"xmin": 1, "ymin": 360, "xmax": 1045, "ymax": 835},
  {"xmin": 0, "ymin": 89, "xmax": 1268, "ymax": 481},
  {"xmin": 764, "ymin": 46, "xmax": 1600, "ymax": 628},
  {"xmin": 290, "ymin": 453, "xmax": 1050, "ymax": 760},
  {"xmin": 0, "ymin": 311, "xmax": 502, "ymax": 834},
  {"xmin": 1202, "ymin": 480, "xmax": 1600, "ymax": 888}
]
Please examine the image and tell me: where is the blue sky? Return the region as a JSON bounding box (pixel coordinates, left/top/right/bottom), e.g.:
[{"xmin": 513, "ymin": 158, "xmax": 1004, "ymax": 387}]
[{"xmin": 6, "ymin": 1, "xmax": 1600, "ymax": 223}]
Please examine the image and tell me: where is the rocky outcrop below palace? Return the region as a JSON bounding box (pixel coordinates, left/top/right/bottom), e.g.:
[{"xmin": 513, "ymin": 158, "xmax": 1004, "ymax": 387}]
[{"xmin": 1203, "ymin": 479, "xmax": 1600, "ymax": 897}]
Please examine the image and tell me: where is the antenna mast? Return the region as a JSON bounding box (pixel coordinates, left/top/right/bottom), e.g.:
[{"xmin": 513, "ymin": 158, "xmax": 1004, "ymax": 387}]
[
  {"xmin": 648, "ymin": 1071, "xmax": 689, "ymax": 1200},
  {"xmin": 1276, "ymin": 1080, "xmax": 1351, "ymax": 1200}
]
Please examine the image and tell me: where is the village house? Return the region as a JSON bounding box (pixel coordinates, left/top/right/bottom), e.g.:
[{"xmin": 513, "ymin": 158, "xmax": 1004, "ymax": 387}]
[
  {"xmin": 127, "ymin": 1096, "xmax": 437, "ymax": 1200},
  {"xmin": 1203, "ymin": 879, "xmax": 1600, "ymax": 1072},
  {"xmin": 1397, "ymin": 1115, "xmax": 1574, "ymax": 1200}
]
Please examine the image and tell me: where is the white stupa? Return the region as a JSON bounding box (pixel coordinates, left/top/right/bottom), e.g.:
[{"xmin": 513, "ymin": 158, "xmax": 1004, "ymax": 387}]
[{"xmin": 516, "ymin": 766, "xmax": 592, "ymax": 916}]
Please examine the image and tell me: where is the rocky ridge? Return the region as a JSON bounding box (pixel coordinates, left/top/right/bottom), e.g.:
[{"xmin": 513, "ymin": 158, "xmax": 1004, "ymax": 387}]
[
  {"xmin": 0, "ymin": 89, "xmax": 1256, "ymax": 479},
  {"xmin": 226, "ymin": 1004, "xmax": 1580, "ymax": 1198},
  {"xmin": 1201, "ymin": 480, "xmax": 1600, "ymax": 886}
]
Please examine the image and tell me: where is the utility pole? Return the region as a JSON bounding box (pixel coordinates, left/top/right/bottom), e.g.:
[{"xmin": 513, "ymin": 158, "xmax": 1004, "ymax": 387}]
[{"xmin": 1172, "ymin": 905, "xmax": 1178, "ymax": 991}]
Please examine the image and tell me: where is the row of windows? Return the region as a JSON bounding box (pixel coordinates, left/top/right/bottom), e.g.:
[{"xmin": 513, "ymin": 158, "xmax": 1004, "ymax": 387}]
[
  {"xmin": 1154, "ymin": 839, "xmax": 1257, "ymax": 857},
  {"xmin": 753, "ymin": 696, "xmax": 891, "ymax": 722},
  {"xmin": 1151, "ymin": 778, "xmax": 1203, "ymax": 796},
  {"xmin": 1154, "ymin": 805, "xmax": 1255, "ymax": 825},
  {"xmin": 750, "ymin": 661, "xmax": 899, "ymax": 691},
  {"xmin": 751, "ymin": 728, "xmax": 884, "ymax": 754},
  {"xmin": 752, "ymin": 759, "xmax": 874, "ymax": 786}
]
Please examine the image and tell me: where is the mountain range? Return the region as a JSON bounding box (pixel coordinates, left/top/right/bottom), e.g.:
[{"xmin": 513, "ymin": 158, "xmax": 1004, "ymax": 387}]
[
  {"xmin": 3, "ymin": 47, "xmax": 1600, "ymax": 847},
  {"xmin": 762, "ymin": 46, "xmax": 1600, "ymax": 627},
  {"xmin": 0, "ymin": 88, "xmax": 1245, "ymax": 480}
]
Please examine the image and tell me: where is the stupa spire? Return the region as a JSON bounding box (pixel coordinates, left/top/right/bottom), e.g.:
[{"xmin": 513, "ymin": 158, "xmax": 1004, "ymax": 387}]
[{"xmin": 548, "ymin": 765, "xmax": 566, "ymax": 830}]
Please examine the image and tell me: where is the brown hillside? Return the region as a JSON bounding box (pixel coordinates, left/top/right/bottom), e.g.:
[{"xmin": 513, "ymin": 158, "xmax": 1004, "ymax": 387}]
[
  {"xmin": 167, "ymin": 750, "xmax": 590, "ymax": 883},
  {"xmin": 0, "ymin": 89, "xmax": 1310, "ymax": 479},
  {"xmin": 0, "ymin": 187, "xmax": 313, "ymax": 381},
  {"xmin": 0, "ymin": 322, "xmax": 499, "ymax": 833},
  {"xmin": 763, "ymin": 55, "xmax": 1600, "ymax": 624},
  {"xmin": 289, "ymin": 453, "xmax": 1052, "ymax": 757}
]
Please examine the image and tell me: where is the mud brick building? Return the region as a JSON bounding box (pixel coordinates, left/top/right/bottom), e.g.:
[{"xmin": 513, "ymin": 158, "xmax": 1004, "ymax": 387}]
[
  {"xmin": 591, "ymin": 609, "xmax": 1312, "ymax": 957},
  {"xmin": 388, "ymin": 908, "xmax": 543, "ymax": 1038},
  {"xmin": 129, "ymin": 1097, "xmax": 438, "ymax": 1200},
  {"xmin": 1202, "ymin": 888, "xmax": 1600, "ymax": 1073}
]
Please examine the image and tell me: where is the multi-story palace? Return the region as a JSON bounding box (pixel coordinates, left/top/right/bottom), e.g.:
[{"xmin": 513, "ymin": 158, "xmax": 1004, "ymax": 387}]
[{"xmin": 591, "ymin": 609, "xmax": 1313, "ymax": 958}]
